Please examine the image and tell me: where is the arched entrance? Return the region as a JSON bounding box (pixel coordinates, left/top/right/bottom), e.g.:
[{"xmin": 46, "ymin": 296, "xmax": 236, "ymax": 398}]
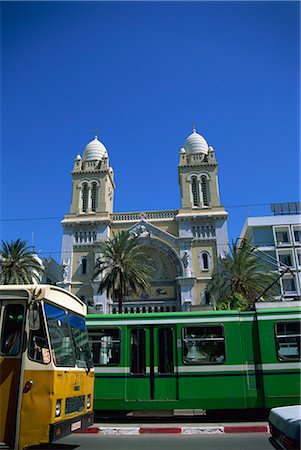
[{"xmin": 111, "ymin": 237, "xmax": 184, "ymax": 314}]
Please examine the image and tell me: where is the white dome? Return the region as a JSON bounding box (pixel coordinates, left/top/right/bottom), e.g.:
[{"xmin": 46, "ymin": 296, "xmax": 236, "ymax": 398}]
[
  {"xmin": 82, "ymin": 137, "xmax": 107, "ymax": 161},
  {"xmin": 183, "ymin": 129, "xmax": 209, "ymax": 154}
]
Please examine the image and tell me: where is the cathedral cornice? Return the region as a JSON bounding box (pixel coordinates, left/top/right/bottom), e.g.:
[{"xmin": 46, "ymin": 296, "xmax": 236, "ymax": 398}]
[
  {"xmin": 176, "ymin": 211, "xmax": 228, "ymax": 221},
  {"xmin": 61, "ymin": 216, "xmax": 111, "ymax": 226}
]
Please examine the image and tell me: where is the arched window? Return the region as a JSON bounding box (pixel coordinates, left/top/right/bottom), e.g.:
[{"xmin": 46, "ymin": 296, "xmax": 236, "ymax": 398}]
[
  {"xmin": 191, "ymin": 176, "xmax": 200, "ymax": 206},
  {"xmin": 200, "ymin": 251, "xmax": 210, "ymax": 271},
  {"xmin": 201, "ymin": 176, "xmax": 209, "ymax": 206},
  {"xmin": 82, "ymin": 183, "xmax": 88, "ymax": 213},
  {"xmin": 91, "ymin": 182, "xmax": 97, "ymax": 212},
  {"xmin": 82, "ymin": 257, "xmax": 87, "ymax": 275}
]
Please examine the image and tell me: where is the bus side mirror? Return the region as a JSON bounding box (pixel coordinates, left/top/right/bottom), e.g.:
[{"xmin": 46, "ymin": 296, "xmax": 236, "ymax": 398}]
[{"xmin": 29, "ymin": 301, "xmax": 40, "ymax": 330}]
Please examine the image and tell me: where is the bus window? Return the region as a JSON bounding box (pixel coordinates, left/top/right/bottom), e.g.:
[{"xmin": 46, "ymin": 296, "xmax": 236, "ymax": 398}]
[
  {"xmin": 275, "ymin": 322, "xmax": 301, "ymax": 361},
  {"xmin": 182, "ymin": 325, "xmax": 225, "ymax": 364},
  {"xmin": 44, "ymin": 303, "xmax": 76, "ymax": 367},
  {"xmin": 1, "ymin": 304, "xmax": 24, "ymax": 356},
  {"xmin": 69, "ymin": 314, "xmax": 93, "ymax": 369},
  {"xmin": 130, "ymin": 329, "xmax": 146, "ymax": 374},
  {"xmin": 158, "ymin": 328, "xmax": 174, "ymax": 374},
  {"xmin": 89, "ymin": 328, "xmax": 120, "ymax": 365},
  {"xmin": 29, "ymin": 305, "xmax": 50, "ymax": 364}
]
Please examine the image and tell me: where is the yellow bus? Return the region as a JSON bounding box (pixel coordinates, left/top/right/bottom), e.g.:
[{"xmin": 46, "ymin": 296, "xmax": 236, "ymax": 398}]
[{"xmin": 0, "ymin": 285, "xmax": 94, "ymax": 450}]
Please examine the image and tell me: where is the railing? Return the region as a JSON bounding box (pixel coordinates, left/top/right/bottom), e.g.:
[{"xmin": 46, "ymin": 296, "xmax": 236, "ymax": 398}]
[{"xmin": 112, "ymin": 210, "xmax": 178, "ymax": 222}]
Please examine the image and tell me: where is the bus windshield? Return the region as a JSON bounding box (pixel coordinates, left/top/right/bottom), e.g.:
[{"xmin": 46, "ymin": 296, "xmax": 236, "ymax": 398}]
[
  {"xmin": 44, "ymin": 302, "xmax": 92, "ymax": 370},
  {"xmin": 69, "ymin": 313, "xmax": 93, "ymax": 369}
]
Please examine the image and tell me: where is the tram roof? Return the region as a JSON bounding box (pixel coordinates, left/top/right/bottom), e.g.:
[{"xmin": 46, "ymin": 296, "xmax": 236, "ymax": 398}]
[{"xmin": 87, "ymin": 302, "xmax": 300, "ymax": 324}]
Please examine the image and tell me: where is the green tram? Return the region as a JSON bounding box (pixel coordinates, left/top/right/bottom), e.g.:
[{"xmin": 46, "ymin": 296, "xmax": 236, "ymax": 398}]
[{"xmin": 86, "ymin": 302, "xmax": 300, "ymax": 414}]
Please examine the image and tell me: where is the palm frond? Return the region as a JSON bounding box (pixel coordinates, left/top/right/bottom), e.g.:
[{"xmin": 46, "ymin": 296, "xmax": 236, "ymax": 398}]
[
  {"xmin": 92, "ymin": 230, "xmax": 152, "ymax": 313},
  {"xmin": 0, "ymin": 239, "xmax": 44, "ymax": 285}
]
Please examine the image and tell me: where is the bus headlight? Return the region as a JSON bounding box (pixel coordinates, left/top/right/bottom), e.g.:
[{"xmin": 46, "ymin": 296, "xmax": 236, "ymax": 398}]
[
  {"xmin": 87, "ymin": 394, "xmax": 91, "ymax": 409},
  {"xmin": 55, "ymin": 399, "xmax": 62, "ymax": 417}
]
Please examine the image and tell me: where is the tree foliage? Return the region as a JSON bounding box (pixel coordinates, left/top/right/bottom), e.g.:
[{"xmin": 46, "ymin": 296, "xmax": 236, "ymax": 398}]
[
  {"xmin": 0, "ymin": 239, "xmax": 44, "ymax": 285},
  {"xmin": 206, "ymin": 240, "xmax": 278, "ymax": 310},
  {"xmin": 92, "ymin": 230, "xmax": 152, "ymax": 313}
]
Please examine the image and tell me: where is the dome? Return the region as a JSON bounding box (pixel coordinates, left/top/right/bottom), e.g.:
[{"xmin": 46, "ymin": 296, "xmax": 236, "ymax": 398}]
[
  {"xmin": 82, "ymin": 136, "xmax": 107, "ymax": 161},
  {"xmin": 183, "ymin": 128, "xmax": 209, "ymax": 154}
]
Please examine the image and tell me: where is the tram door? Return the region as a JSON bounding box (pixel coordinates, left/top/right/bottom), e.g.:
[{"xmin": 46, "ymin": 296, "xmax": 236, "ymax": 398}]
[
  {"xmin": 0, "ymin": 300, "xmax": 26, "ymax": 448},
  {"xmin": 127, "ymin": 325, "xmax": 178, "ymax": 401}
]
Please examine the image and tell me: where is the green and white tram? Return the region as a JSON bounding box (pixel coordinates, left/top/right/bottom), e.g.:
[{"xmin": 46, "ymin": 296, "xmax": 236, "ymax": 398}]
[{"xmin": 86, "ymin": 302, "xmax": 300, "ymax": 414}]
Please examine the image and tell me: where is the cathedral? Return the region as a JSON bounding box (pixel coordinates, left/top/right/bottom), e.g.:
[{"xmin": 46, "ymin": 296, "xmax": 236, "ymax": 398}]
[{"xmin": 60, "ymin": 127, "xmax": 229, "ymax": 313}]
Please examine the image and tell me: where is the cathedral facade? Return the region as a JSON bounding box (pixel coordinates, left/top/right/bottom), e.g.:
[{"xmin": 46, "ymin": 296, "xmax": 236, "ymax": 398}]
[{"xmin": 60, "ymin": 127, "xmax": 228, "ymax": 313}]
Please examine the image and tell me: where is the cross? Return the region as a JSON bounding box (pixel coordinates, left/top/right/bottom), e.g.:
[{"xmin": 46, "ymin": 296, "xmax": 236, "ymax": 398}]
[{"xmin": 94, "ymin": 128, "xmax": 99, "ymax": 139}]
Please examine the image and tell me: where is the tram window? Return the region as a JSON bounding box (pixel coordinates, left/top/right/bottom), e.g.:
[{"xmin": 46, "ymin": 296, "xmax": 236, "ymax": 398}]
[
  {"xmin": 182, "ymin": 325, "xmax": 225, "ymax": 364},
  {"xmin": 158, "ymin": 328, "xmax": 174, "ymax": 374},
  {"xmin": 29, "ymin": 305, "xmax": 50, "ymax": 364},
  {"xmin": 44, "ymin": 303, "xmax": 76, "ymax": 367},
  {"xmin": 275, "ymin": 322, "xmax": 301, "ymax": 361},
  {"xmin": 89, "ymin": 328, "xmax": 120, "ymax": 365},
  {"xmin": 130, "ymin": 329, "xmax": 146, "ymax": 374},
  {"xmin": 1, "ymin": 304, "xmax": 24, "ymax": 356}
]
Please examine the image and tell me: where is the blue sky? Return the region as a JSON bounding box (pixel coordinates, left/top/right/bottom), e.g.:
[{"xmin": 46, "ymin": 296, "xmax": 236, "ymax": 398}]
[{"xmin": 1, "ymin": 1, "xmax": 300, "ymax": 262}]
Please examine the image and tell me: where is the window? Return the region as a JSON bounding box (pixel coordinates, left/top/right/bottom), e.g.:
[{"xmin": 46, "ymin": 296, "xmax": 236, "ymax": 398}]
[
  {"xmin": 182, "ymin": 325, "xmax": 225, "ymax": 364},
  {"xmin": 201, "ymin": 176, "xmax": 209, "ymax": 206},
  {"xmin": 296, "ymin": 250, "xmax": 301, "ymax": 267},
  {"xmin": 69, "ymin": 314, "xmax": 93, "ymax": 369},
  {"xmin": 44, "ymin": 303, "xmax": 75, "ymax": 367},
  {"xmin": 293, "ymin": 226, "xmax": 301, "ymax": 244},
  {"xmin": 82, "ymin": 257, "xmax": 87, "ymax": 275},
  {"xmin": 278, "ymin": 252, "xmax": 293, "ymax": 268},
  {"xmin": 158, "ymin": 328, "xmax": 174, "ymax": 374},
  {"xmin": 274, "ymin": 227, "xmax": 290, "ymax": 245},
  {"xmin": 44, "ymin": 302, "xmax": 92, "ymax": 369},
  {"xmin": 1, "ymin": 304, "xmax": 24, "ymax": 356},
  {"xmin": 200, "ymin": 251, "xmax": 210, "ymax": 271},
  {"xmin": 282, "ymin": 275, "xmax": 297, "ymax": 294},
  {"xmin": 130, "ymin": 329, "xmax": 146, "ymax": 374},
  {"xmin": 89, "ymin": 328, "xmax": 120, "ymax": 365},
  {"xmin": 275, "ymin": 322, "xmax": 300, "ymax": 361},
  {"xmin": 82, "ymin": 183, "xmax": 88, "ymax": 213},
  {"xmin": 191, "ymin": 176, "xmax": 200, "ymax": 207},
  {"xmin": 29, "ymin": 304, "xmax": 50, "ymax": 364},
  {"xmin": 91, "ymin": 182, "xmax": 97, "ymax": 212}
]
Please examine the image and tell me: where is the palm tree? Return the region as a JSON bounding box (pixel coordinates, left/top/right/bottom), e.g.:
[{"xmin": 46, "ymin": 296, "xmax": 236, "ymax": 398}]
[
  {"xmin": 206, "ymin": 240, "xmax": 278, "ymax": 310},
  {"xmin": 92, "ymin": 230, "xmax": 152, "ymax": 313},
  {"xmin": 0, "ymin": 239, "xmax": 44, "ymax": 285}
]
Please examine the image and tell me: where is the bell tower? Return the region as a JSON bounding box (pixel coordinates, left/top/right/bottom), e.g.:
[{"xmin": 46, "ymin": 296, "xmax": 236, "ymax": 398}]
[
  {"xmin": 60, "ymin": 134, "xmax": 115, "ymax": 302},
  {"xmin": 69, "ymin": 135, "xmax": 115, "ymax": 217},
  {"xmin": 178, "ymin": 126, "xmax": 221, "ymax": 211},
  {"xmin": 176, "ymin": 126, "xmax": 228, "ymax": 311}
]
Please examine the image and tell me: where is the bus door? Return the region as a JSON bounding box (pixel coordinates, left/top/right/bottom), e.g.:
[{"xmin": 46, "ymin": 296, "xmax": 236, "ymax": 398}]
[
  {"xmin": 0, "ymin": 300, "xmax": 26, "ymax": 449},
  {"xmin": 126, "ymin": 325, "xmax": 178, "ymax": 402}
]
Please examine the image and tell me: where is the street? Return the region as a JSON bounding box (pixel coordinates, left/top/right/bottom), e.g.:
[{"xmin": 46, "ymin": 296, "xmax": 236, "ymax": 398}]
[{"xmin": 30, "ymin": 433, "xmax": 276, "ymax": 450}]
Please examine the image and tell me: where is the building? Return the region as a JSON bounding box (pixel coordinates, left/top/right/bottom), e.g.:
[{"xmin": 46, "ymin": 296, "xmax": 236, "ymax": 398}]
[
  {"xmin": 239, "ymin": 203, "xmax": 301, "ymax": 301},
  {"xmin": 41, "ymin": 257, "xmax": 63, "ymax": 285},
  {"xmin": 60, "ymin": 127, "xmax": 228, "ymax": 313}
]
